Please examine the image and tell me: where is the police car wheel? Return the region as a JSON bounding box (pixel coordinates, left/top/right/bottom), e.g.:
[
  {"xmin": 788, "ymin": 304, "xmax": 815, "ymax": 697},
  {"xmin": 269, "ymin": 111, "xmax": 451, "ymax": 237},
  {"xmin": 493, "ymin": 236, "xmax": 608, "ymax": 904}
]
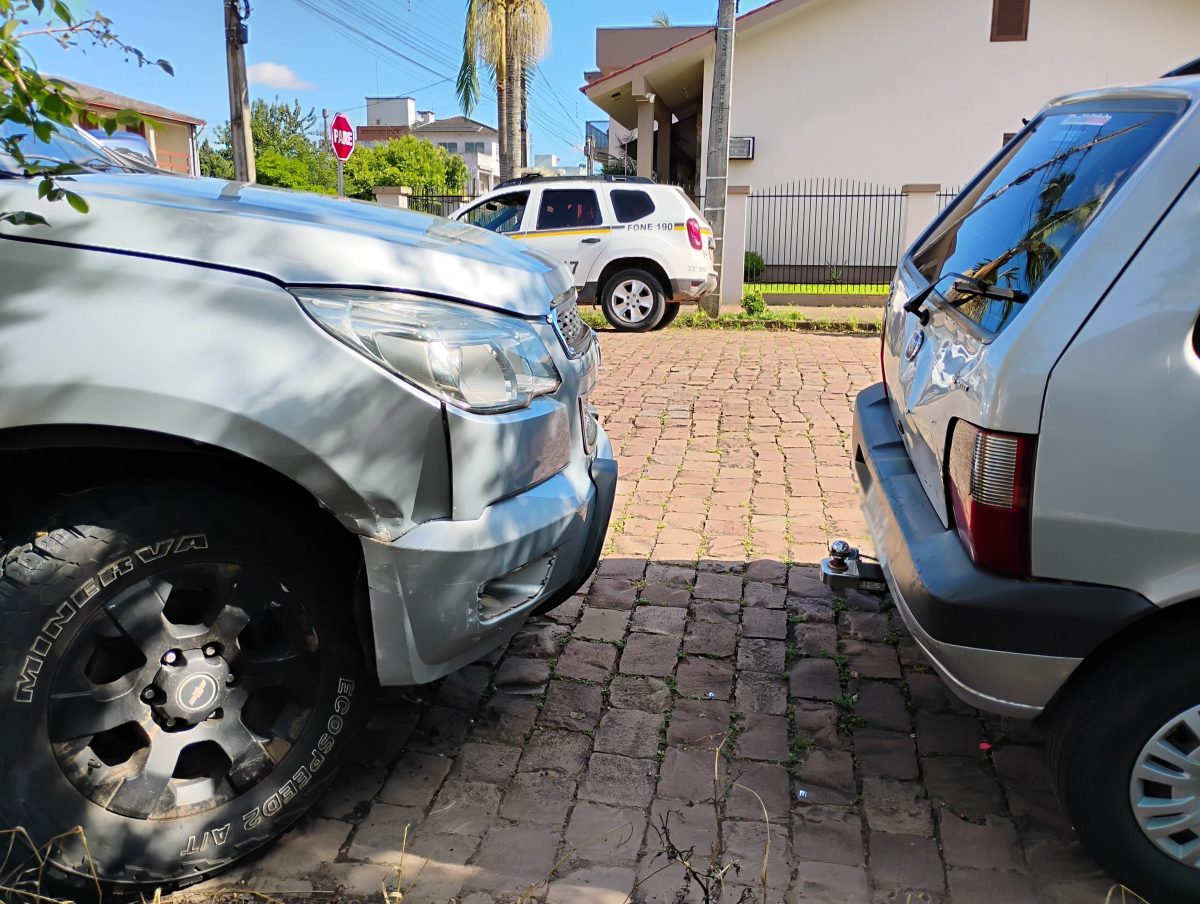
[
  {"xmin": 0, "ymin": 482, "xmax": 372, "ymax": 898},
  {"xmin": 601, "ymin": 269, "xmax": 667, "ymax": 332},
  {"xmin": 653, "ymin": 303, "xmax": 681, "ymax": 330}
]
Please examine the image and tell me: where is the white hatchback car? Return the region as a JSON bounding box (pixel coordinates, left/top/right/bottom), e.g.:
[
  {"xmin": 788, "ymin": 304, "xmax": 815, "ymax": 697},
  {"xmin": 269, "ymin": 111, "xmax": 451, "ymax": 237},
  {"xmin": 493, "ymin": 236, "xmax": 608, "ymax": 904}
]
[
  {"xmin": 822, "ymin": 71, "xmax": 1200, "ymax": 900},
  {"xmin": 453, "ymin": 175, "xmax": 716, "ymax": 331}
]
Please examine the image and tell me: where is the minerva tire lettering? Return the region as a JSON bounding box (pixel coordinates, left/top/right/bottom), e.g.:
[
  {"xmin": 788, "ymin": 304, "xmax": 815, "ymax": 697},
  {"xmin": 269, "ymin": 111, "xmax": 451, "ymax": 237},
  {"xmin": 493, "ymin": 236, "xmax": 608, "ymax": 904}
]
[{"xmin": 0, "ymin": 483, "xmax": 373, "ymax": 899}]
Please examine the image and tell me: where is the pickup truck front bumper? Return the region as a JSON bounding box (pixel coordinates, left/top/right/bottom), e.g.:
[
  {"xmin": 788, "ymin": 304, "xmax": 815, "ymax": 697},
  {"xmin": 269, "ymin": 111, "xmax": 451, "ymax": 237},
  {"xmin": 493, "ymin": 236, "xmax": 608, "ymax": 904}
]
[{"xmin": 821, "ymin": 382, "xmax": 1153, "ymax": 718}]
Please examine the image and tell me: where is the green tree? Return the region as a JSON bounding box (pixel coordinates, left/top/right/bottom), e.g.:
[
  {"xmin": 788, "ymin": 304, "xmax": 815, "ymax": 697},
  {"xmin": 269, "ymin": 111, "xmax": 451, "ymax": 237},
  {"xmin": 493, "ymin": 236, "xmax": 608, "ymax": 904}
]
[
  {"xmin": 342, "ymin": 135, "xmax": 468, "ymax": 201},
  {"xmin": 1, "ymin": 0, "xmax": 171, "ymax": 225},
  {"xmin": 209, "ymin": 98, "xmax": 336, "ymax": 192},
  {"xmin": 198, "ymin": 138, "xmax": 233, "ymax": 179}
]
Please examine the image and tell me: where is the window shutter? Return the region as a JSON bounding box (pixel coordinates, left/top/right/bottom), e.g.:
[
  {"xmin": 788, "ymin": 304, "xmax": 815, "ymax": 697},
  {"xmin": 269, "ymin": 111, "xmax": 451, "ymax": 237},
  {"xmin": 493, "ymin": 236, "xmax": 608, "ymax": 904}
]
[{"xmin": 991, "ymin": 0, "xmax": 1029, "ymax": 41}]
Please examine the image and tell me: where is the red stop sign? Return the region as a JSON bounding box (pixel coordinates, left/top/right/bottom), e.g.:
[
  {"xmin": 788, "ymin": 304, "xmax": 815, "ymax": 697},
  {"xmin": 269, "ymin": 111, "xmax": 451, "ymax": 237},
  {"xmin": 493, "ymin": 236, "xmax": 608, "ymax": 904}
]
[{"xmin": 330, "ymin": 112, "xmax": 355, "ymax": 162}]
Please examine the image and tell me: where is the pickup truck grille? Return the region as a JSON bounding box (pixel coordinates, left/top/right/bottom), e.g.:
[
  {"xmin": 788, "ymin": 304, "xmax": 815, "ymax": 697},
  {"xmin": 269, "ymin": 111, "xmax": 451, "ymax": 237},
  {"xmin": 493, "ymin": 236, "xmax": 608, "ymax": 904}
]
[{"xmin": 553, "ymin": 293, "xmax": 593, "ymax": 359}]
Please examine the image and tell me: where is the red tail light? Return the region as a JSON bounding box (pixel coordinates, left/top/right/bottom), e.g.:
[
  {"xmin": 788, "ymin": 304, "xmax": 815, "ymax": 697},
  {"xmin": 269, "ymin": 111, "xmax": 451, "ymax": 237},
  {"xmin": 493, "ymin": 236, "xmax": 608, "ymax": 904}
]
[
  {"xmin": 946, "ymin": 420, "xmax": 1035, "ymax": 578},
  {"xmin": 686, "ymin": 218, "xmax": 703, "ymax": 250}
]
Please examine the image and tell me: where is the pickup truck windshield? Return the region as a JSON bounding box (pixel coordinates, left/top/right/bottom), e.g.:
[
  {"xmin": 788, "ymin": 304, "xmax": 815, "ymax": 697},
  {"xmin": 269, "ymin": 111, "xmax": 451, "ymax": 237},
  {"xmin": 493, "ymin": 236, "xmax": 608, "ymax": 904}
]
[
  {"xmin": 0, "ymin": 121, "xmax": 132, "ymax": 176},
  {"xmin": 911, "ymin": 105, "xmax": 1178, "ymax": 334}
]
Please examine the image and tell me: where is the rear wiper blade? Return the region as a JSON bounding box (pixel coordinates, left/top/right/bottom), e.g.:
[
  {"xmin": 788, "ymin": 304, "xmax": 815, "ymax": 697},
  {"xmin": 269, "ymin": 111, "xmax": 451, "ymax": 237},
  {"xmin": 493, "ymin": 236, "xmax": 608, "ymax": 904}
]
[{"xmin": 948, "ymin": 277, "xmax": 1028, "ymax": 304}]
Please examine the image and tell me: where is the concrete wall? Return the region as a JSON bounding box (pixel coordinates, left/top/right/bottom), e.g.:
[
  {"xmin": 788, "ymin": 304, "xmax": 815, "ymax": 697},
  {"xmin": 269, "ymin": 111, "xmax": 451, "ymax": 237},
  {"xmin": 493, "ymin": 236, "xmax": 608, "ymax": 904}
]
[
  {"xmin": 153, "ymin": 122, "xmax": 194, "ymax": 175},
  {"xmin": 595, "ymin": 26, "xmax": 709, "ymax": 75},
  {"xmin": 367, "ymin": 97, "xmax": 416, "ymax": 127},
  {"xmin": 704, "ymin": 0, "xmax": 1200, "ymax": 191}
]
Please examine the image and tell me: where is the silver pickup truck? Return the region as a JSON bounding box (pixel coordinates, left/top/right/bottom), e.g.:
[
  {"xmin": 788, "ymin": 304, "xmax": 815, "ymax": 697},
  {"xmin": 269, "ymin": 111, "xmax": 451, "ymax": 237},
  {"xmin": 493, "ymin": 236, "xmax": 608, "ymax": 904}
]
[{"xmin": 0, "ymin": 124, "xmax": 616, "ymax": 894}]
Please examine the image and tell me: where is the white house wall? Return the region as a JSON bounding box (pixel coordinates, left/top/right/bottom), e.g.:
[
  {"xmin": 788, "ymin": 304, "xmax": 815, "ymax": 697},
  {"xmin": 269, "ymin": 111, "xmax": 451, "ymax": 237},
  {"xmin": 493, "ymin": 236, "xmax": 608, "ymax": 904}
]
[{"xmin": 705, "ymin": 0, "xmax": 1200, "ymax": 192}]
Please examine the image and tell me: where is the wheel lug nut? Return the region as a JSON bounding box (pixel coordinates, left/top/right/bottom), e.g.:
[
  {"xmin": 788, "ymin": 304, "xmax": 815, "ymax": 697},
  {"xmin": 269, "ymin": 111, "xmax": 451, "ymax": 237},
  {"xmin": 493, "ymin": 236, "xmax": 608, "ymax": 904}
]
[
  {"xmin": 164, "ymin": 717, "xmax": 177, "ymax": 728},
  {"xmin": 161, "ymin": 650, "xmax": 179, "ymax": 665},
  {"xmin": 203, "ymin": 644, "xmax": 219, "ymax": 658},
  {"xmin": 141, "ymin": 687, "xmax": 156, "ymax": 702}
]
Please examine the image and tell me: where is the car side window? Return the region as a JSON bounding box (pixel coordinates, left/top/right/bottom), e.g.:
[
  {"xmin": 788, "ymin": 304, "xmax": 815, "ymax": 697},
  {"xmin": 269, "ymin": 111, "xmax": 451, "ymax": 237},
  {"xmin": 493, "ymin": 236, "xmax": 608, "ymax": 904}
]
[
  {"xmin": 460, "ymin": 192, "xmax": 529, "ymax": 234},
  {"xmin": 537, "ymin": 189, "xmax": 601, "ymax": 230},
  {"xmin": 610, "ymin": 189, "xmax": 656, "ymax": 223}
]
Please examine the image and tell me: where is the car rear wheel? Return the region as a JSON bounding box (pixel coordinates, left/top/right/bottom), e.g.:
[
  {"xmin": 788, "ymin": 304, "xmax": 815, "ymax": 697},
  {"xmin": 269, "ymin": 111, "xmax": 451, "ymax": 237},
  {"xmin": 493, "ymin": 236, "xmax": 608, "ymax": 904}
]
[
  {"xmin": 653, "ymin": 302, "xmax": 682, "ymax": 330},
  {"xmin": 600, "ymin": 269, "xmax": 667, "ymax": 332},
  {"xmin": 1048, "ymin": 619, "xmax": 1200, "ymax": 901},
  {"xmin": 0, "ymin": 483, "xmax": 372, "ymax": 897}
]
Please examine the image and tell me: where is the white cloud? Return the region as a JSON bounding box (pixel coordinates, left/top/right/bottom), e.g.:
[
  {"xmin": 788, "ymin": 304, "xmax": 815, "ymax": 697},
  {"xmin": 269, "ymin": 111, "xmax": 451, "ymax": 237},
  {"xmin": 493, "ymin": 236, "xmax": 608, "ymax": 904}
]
[{"xmin": 247, "ymin": 62, "xmax": 315, "ymax": 91}]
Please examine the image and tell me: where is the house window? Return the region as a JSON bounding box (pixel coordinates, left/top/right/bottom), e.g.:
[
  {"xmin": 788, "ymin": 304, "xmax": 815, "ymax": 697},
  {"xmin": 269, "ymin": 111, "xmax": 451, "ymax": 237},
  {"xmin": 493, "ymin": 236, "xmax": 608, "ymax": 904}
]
[
  {"xmin": 991, "ymin": 0, "xmax": 1029, "ymax": 41},
  {"xmin": 464, "ymin": 142, "xmax": 485, "ymax": 153},
  {"xmin": 438, "ymin": 142, "xmax": 458, "ymax": 153}
]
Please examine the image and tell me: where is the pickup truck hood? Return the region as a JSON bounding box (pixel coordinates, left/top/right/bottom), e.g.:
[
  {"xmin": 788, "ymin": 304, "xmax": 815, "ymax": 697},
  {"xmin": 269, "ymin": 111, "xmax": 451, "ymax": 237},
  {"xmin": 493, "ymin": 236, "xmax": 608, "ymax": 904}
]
[{"xmin": 0, "ymin": 172, "xmax": 570, "ymax": 316}]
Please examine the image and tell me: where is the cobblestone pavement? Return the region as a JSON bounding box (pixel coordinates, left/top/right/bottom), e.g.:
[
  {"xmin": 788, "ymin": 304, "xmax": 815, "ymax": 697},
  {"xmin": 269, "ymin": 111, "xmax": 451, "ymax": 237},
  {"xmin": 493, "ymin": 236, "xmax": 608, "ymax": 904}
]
[{"xmin": 203, "ymin": 331, "xmax": 1116, "ymax": 903}]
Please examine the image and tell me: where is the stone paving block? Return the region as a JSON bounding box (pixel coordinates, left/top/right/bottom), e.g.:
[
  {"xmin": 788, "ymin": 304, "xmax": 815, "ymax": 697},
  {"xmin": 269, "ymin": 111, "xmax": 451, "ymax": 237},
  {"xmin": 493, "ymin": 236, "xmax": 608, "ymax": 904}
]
[
  {"xmin": 493, "ymin": 657, "xmax": 551, "ymax": 695},
  {"xmin": 315, "ymin": 765, "xmax": 385, "ymax": 820},
  {"xmin": 641, "ymin": 583, "xmax": 691, "ymax": 607},
  {"xmin": 790, "ymin": 596, "xmax": 836, "ymax": 624},
  {"xmin": 845, "ymin": 610, "xmax": 891, "ymax": 642},
  {"xmin": 736, "ymin": 711, "xmax": 790, "ymax": 762},
  {"xmin": 735, "ymin": 670, "xmax": 789, "ymax": 715},
  {"xmin": 694, "ymin": 571, "xmax": 743, "ymax": 600},
  {"xmin": 507, "ymin": 621, "xmax": 571, "ymax": 659},
  {"xmin": 424, "ymin": 780, "xmax": 502, "ymax": 837},
  {"xmin": 727, "ymin": 761, "xmax": 791, "ymax": 820},
  {"xmin": 647, "ymin": 797, "xmax": 720, "ymax": 856},
  {"xmin": 993, "ymin": 744, "xmax": 1055, "ymax": 795},
  {"xmin": 467, "ymin": 821, "xmax": 560, "ymax": 895},
  {"xmin": 786, "ymin": 860, "xmax": 870, "ymax": 903},
  {"xmin": 519, "ymin": 729, "xmax": 592, "ymax": 778},
  {"xmin": 499, "ymin": 771, "xmax": 576, "ymax": 825},
  {"xmin": 744, "ymin": 580, "xmax": 787, "ymax": 608},
  {"xmin": 645, "ymin": 563, "xmax": 694, "ymax": 588},
  {"xmin": 861, "ymin": 777, "xmax": 934, "ymax": 836},
  {"xmin": 682, "ymin": 619, "xmax": 738, "ymax": 657},
  {"xmin": 792, "ymin": 699, "xmax": 845, "ymax": 748},
  {"xmin": 239, "ymin": 816, "xmax": 346, "ymax": 889},
  {"xmin": 922, "ymin": 756, "xmax": 1006, "ymax": 819},
  {"xmin": 946, "ymin": 867, "xmax": 1037, "ymax": 903},
  {"xmin": 472, "ymin": 693, "xmax": 540, "ymax": 746},
  {"xmin": 854, "ymin": 730, "xmax": 920, "ymax": 781},
  {"xmin": 675, "ymin": 656, "xmax": 735, "ymax": 700},
  {"xmin": 544, "ymin": 595, "xmax": 584, "ymax": 626},
  {"xmin": 794, "ymin": 748, "xmax": 856, "ymax": 806},
  {"xmin": 578, "ymin": 752, "xmax": 658, "ymax": 807},
  {"xmin": 742, "ymin": 606, "xmax": 788, "ymax": 639},
  {"xmin": 589, "ymin": 578, "xmax": 638, "ymax": 610},
  {"xmin": 855, "ymin": 681, "xmax": 911, "ymax": 732},
  {"xmin": 868, "ymin": 831, "xmax": 945, "ymax": 897},
  {"xmin": 789, "ymin": 658, "xmax": 842, "ymax": 701},
  {"xmin": 353, "ymin": 707, "xmax": 418, "ymax": 768},
  {"xmin": 787, "ymin": 567, "xmax": 832, "ymax": 600},
  {"xmin": 565, "ymin": 800, "xmax": 646, "ymax": 864},
  {"xmin": 667, "ymin": 698, "xmax": 731, "ymax": 749},
  {"xmin": 657, "ymin": 746, "xmax": 724, "ymax": 802},
  {"xmin": 794, "ymin": 621, "xmax": 838, "ymax": 657},
  {"xmin": 347, "ymin": 802, "xmax": 427, "ymax": 861},
  {"xmin": 843, "ymin": 588, "xmax": 882, "ymax": 612},
  {"xmin": 410, "ymin": 705, "xmax": 473, "ymax": 755},
  {"xmin": 914, "ymin": 711, "xmax": 985, "ymax": 757},
  {"xmin": 392, "ymin": 832, "xmax": 479, "ymax": 900},
  {"xmin": 540, "ymin": 679, "xmax": 604, "ymax": 731},
  {"xmin": 723, "ymin": 817, "xmax": 794, "ymax": 892},
  {"xmin": 433, "ymin": 664, "xmax": 492, "ymax": 710},
  {"xmin": 608, "ymin": 674, "xmax": 672, "ymax": 711},
  {"xmin": 631, "ymin": 604, "xmax": 688, "ymax": 635},
  {"xmin": 792, "ymin": 805, "xmax": 865, "ymax": 867},
  {"xmin": 619, "ymin": 632, "xmax": 681, "ymax": 676},
  {"xmin": 452, "ymin": 741, "xmax": 521, "ymax": 786},
  {"xmin": 939, "ymin": 813, "xmax": 1026, "ymax": 872},
  {"xmin": 379, "ymin": 752, "xmax": 452, "ymax": 808},
  {"xmin": 737, "ymin": 637, "xmax": 786, "ymax": 673},
  {"xmin": 841, "ymin": 639, "xmax": 902, "ymax": 680},
  {"xmin": 546, "ymin": 866, "xmax": 636, "ymax": 904},
  {"xmin": 1024, "ymin": 837, "xmax": 1112, "ymax": 887},
  {"xmin": 575, "ymin": 607, "xmax": 631, "ymax": 642},
  {"xmin": 745, "ymin": 560, "xmax": 788, "ymax": 585},
  {"xmin": 1005, "ymin": 787, "xmax": 1075, "ymax": 840},
  {"xmin": 557, "ymin": 639, "xmax": 619, "ymax": 682},
  {"xmin": 595, "ymin": 708, "xmax": 665, "ymax": 759},
  {"xmin": 694, "ymin": 600, "xmax": 743, "ymax": 627},
  {"xmin": 906, "ymin": 671, "xmax": 976, "ymax": 716}
]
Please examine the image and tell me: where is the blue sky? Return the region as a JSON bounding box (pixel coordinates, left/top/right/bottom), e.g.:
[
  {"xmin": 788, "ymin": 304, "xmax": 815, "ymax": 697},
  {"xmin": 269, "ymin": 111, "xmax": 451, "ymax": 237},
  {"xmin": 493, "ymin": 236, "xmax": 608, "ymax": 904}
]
[{"xmin": 34, "ymin": 1, "xmax": 771, "ymax": 164}]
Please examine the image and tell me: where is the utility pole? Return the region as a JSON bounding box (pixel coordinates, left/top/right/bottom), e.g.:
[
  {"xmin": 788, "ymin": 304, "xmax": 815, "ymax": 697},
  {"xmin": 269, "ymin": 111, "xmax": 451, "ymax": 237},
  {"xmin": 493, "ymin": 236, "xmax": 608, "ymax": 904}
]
[
  {"xmin": 223, "ymin": 0, "xmax": 255, "ymax": 183},
  {"xmin": 585, "ymin": 134, "xmax": 594, "ymax": 176},
  {"xmin": 700, "ymin": 0, "xmax": 737, "ymax": 316}
]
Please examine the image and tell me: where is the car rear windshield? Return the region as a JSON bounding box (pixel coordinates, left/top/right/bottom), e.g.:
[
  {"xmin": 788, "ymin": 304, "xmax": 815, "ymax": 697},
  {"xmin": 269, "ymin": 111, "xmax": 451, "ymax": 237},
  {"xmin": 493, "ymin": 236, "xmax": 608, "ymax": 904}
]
[{"xmin": 911, "ymin": 103, "xmax": 1179, "ymax": 334}]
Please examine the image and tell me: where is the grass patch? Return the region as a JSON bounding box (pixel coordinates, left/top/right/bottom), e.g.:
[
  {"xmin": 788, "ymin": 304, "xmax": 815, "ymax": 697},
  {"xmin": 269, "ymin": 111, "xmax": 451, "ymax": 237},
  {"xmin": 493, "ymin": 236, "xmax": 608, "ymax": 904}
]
[{"xmin": 670, "ymin": 309, "xmax": 881, "ymax": 333}]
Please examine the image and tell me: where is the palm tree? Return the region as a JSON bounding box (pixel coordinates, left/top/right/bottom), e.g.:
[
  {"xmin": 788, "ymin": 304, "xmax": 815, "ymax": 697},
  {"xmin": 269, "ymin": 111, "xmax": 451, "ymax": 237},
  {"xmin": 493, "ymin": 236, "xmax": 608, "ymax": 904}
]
[
  {"xmin": 458, "ymin": 0, "xmax": 549, "ymax": 180},
  {"xmin": 652, "ymin": 10, "xmax": 672, "ymax": 26}
]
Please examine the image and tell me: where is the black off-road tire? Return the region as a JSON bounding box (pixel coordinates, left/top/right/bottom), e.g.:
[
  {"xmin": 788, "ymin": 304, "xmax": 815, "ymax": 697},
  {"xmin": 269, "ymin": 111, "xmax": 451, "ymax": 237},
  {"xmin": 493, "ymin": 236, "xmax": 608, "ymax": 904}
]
[
  {"xmin": 1047, "ymin": 618, "xmax": 1200, "ymax": 902},
  {"xmin": 0, "ymin": 483, "xmax": 373, "ymax": 898},
  {"xmin": 600, "ymin": 268, "xmax": 667, "ymax": 332},
  {"xmin": 653, "ymin": 302, "xmax": 682, "ymax": 330}
]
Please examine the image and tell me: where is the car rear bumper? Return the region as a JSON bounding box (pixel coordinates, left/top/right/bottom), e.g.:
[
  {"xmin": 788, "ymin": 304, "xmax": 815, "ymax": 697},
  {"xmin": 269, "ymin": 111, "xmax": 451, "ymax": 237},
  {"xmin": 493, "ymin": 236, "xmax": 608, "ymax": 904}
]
[
  {"xmin": 671, "ymin": 275, "xmax": 718, "ymax": 299},
  {"xmin": 360, "ymin": 427, "xmax": 616, "ymax": 685},
  {"xmin": 824, "ymin": 383, "xmax": 1154, "ymax": 717}
]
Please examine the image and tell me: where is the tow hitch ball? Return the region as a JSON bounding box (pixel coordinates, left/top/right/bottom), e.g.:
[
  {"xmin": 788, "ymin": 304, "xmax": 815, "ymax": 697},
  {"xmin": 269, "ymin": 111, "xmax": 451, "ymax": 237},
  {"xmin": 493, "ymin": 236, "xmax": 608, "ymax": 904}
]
[{"xmin": 820, "ymin": 539, "xmax": 885, "ymax": 591}]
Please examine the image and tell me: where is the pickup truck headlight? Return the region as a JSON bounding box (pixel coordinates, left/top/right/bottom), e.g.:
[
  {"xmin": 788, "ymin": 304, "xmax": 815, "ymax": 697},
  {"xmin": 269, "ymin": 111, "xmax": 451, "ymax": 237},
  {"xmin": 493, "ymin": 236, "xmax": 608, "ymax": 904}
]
[{"xmin": 292, "ymin": 288, "xmax": 561, "ymax": 413}]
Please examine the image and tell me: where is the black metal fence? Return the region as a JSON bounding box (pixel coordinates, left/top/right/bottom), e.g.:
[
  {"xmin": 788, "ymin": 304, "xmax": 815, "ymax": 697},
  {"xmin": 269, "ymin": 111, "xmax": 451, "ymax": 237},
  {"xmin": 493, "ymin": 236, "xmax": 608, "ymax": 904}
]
[
  {"xmin": 937, "ymin": 185, "xmax": 962, "ymax": 214},
  {"xmin": 408, "ymin": 193, "xmax": 480, "ymax": 217},
  {"xmin": 745, "ymin": 180, "xmax": 906, "ymax": 292}
]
